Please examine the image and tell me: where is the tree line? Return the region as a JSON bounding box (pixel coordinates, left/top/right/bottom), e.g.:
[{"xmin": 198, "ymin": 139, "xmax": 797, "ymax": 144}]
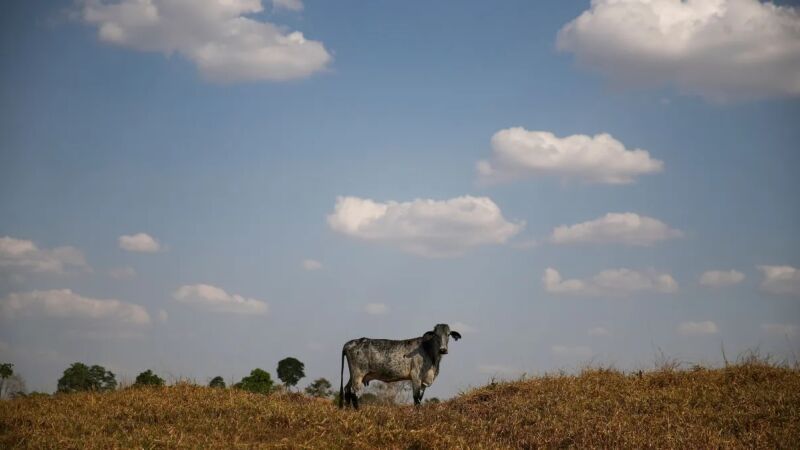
[
  {"xmin": 1, "ymin": 359, "xmax": 437, "ymax": 404},
  {"xmin": 0, "ymin": 357, "xmax": 334, "ymax": 400}
]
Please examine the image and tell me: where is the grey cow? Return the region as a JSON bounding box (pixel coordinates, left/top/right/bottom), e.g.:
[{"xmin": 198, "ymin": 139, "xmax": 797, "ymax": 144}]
[{"xmin": 339, "ymin": 323, "xmax": 461, "ymax": 408}]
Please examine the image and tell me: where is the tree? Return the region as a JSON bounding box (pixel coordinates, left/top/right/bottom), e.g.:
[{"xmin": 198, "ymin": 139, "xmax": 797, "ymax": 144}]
[
  {"xmin": 0, "ymin": 363, "xmax": 13, "ymax": 398},
  {"xmin": 234, "ymin": 368, "xmax": 273, "ymax": 394},
  {"xmin": 305, "ymin": 378, "xmax": 332, "ymax": 398},
  {"xmin": 276, "ymin": 357, "xmax": 305, "ymax": 390},
  {"xmin": 5, "ymin": 375, "xmax": 26, "ymax": 399},
  {"xmin": 0, "ymin": 364, "xmax": 25, "ymax": 400},
  {"xmin": 209, "ymin": 376, "xmax": 226, "ymax": 388},
  {"xmin": 57, "ymin": 362, "xmax": 117, "ymax": 393},
  {"xmin": 134, "ymin": 369, "xmax": 165, "ymax": 387}
]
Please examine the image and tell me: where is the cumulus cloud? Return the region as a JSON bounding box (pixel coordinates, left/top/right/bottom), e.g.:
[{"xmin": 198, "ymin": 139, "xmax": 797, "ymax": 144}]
[
  {"xmin": 0, "ymin": 289, "xmax": 150, "ymax": 325},
  {"xmin": 699, "ymin": 270, "xmax": 745, "ymax": 288},
  {"xmin": 677, "ymin": 321, "xmax": 719, "ymax": 336},
  {"xmin": 0, "ymin": 236, "xmax": 89, "ymax": 275},
  {"xmin": 551, "ymin": 345, "xmax": 593, "ymax": 358},
  {"xmin": 761, "ymin": 323, "xmax": 798, "ymax": 337},
  {"xmin": 327, "ymin": 196, "xmax": 524, "ymax": 257},
  {"xmin": 173, "ymin": 284, "xmax": 268, "ymax": 315},
  {"xmin": 477, "ymin": 128, "xmax": 663, "ymax": 184},
  {"xmin": 550, "ymin": 213, "xmax": 682, "ymax": 246},
  {"xmin": 758, "ymin": 265, "xmax": 800, "ymax": 296},
  {"xmin": 556, "ymin": 0, "xmax": 800, "ymax": 101},
  {"xmin": 79, "ymin": 0, "xmax": 331, "ymax": 83},
  {"xmin": 118, "ymin": 233, "xmax": 161, "ymax": 253},
  {"xmin": 543, "ymin": 267, "xmax": 679, "ymax": 297},
  {"xmin": 272, "ymin": 0, "xmax": 303, "ymax": 11},
  {"xmin": 302, "ymin": 259, "xmax": 322, "ymax": 271},
  {"xmin": 364, "ymin": 303, "xmax": 388, "ymax": 315},
  {"xmin": 587, "ymin": 327, "xmax": 610, "ymax": 337}
]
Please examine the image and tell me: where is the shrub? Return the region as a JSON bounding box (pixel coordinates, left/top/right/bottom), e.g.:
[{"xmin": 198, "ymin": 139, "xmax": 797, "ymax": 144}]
[
  {"xmin": 209, "ymin": 376, "xmax": 226, "ymax": 388},
  {"xmin": 133, "ymin": 370, "xmax": 165, "ymax": 387},
  {"xmin": 234, "ymin": 369, "xmax": 273, "ymax": 394},
  {"xmin": 57, "ymin": 363, "xmax": 116, "ymax": 393}
]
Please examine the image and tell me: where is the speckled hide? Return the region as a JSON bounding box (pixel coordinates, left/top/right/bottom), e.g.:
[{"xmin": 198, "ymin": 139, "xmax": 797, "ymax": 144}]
[{"xmin": 339, "ymin": 323, "xmax": 462, "ymax": 408}]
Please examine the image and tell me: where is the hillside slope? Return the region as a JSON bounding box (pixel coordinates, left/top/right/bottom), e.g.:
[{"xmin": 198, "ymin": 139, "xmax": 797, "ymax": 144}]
[{"xmin": 1, "ymin": 363, "xmax": 799, "ymax": 449}]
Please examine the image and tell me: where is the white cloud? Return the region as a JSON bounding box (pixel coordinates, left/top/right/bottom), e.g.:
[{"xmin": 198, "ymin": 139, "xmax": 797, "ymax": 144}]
[
  {"xmin": 699, "ymin": 270, "xmax": 745, "ymax": 288},
  {"xmin": 544, "ymin": 267, "xmax": 679, "ymax": 297},
  {"xmin": 364, "ymin": 302, "xmax": 388, "ymax": 315},
  {"xmin": 758, "ymin": 265, "xmax": 800, "ymax": 296},
  {"xmin": 118, "ymin": 233, "xmax": 161, "ymax": 253},
  {"xmin": 109, "ymin": 266, "xmax": 137, "ymax": 280},
  {"xmin": 677, "ymin": 321, "xmax": 719, "ymax": 336},
  {"xmin": 272, "ymin": 0, "xmax": 303, "ymax": 11},
  {"xmin": 302, "ymin": 259, "xmax": 322, "ymax": 271},
  {"xmin": 451, "ymin": 321, "xmax": 477, "ymax": 334},
  {"xmin": 174, "ymin": 284, "xmax": 268, "ymax": 315},
  {"xmin": 327, "ymin": 196, "xmax": 524, "ymax": 257},
  {"xmin": 0, "ymin": 289, "xmax": 151, "ymax": 325},
  {"xmin": 80, "ymin": 0, "xmax": 331, "ymax": 83},
  {"xmin": 551, "ymin": 345, "xmax": 593, "ymax": 358},
  {"xmin": 556, "ymin": 0, "xmax": 800, "ymax": 101},
  {"xmin": 477, "ymin": 128, "xmax": 663, "ymax": 184},
  {"xmin": 587, "ymin": 327, "xmax": 610, "ymax": 337},
  {"xmin": 0, "ymin": 236, "xmax": 89, "ymax": 274},
  {"xmin": 761, "ymin": 323, "xmax": 798, "ymax": 337},
  {"xmin": 551, "ymin": 213, "xmax": 682, "ymax": 246}
]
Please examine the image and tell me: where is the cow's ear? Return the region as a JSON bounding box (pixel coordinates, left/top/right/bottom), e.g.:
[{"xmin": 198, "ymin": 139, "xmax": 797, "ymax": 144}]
[
  {"xmin": 450, "ymin": 331, "xmax": 462, "ymax": 341},
  {"xmin": 423, "ymin": 331, "xmax": 436, "ymax": 339}
]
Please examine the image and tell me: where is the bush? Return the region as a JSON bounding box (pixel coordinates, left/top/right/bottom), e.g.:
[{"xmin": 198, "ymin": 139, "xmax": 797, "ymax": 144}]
[
  {"xmin": 57, "ymin": 363, "xmax": 116, "ymax": 393},
  {"xmin": 304, "ymin": 378, "xmax": 332, "ymax": 398},
  {"xmin": 133, "ymin": 370, "xmax": 165, "ymax": 387},
  {"xmin": 234, "ymin": 369, "xmax": 273, "ymax": 394},
  {"xmin": 209, "ymin": 376, "xmax": 226, "ymax": 388}
]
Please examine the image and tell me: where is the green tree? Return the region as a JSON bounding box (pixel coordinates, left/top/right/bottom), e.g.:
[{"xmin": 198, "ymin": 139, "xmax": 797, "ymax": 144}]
[
  {"xmin": 0, "ymin": 363, "xmax": 13, "ymax": 398},
  {"xmin": 134, "ymin": 369, "xmax": 165, "ymax": 387},
  {"xmin": 209, "ymin": 376, "xmax": 226, "ymax": 388},
  {"xmin": 234, "ymin": 368, "xmax": 273, "ymax": 394},
  {"xmin": 305, "ymin": 377, "xmax": 332, "ymax": 398},
  {"xmin": 57, "ymin": 362, "xmax": 117, "ymax": 393},
  {"xmin": 276, "ymin": 357, "xmax": 305, "ymax": 390}
]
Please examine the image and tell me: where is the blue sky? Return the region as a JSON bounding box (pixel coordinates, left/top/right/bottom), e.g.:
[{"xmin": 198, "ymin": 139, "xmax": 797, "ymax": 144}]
[{"xmin": 1, "ymin": 0, "xmax": 799, "ymax": 398}]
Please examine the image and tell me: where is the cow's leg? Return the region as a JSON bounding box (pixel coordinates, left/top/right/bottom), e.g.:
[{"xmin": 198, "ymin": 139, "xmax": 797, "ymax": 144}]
[
  {"xmin": 411, "ymin": 375, "xmax": 423, "ymax": 406},
  {"xmin": 350, "ymin": 375, "xmax": 365, "ymax": 410},
  {"xmin": 344, "ymin": 379, "xmax": 354, "ymax": 408}
]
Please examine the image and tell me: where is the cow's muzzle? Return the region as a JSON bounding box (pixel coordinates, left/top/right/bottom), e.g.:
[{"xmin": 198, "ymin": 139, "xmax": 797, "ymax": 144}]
[{"xmin": 439, "ymin": 348, "xmax": 448, "ymax": 354}]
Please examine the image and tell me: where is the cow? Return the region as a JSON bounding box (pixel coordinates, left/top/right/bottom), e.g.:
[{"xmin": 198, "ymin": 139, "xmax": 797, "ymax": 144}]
[{"xmin": 339, "ymin": 323, "xmax": 462, "ymax": 409}]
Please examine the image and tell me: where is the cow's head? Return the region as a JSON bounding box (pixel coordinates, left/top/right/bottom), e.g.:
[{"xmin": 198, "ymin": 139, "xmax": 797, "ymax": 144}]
[{"xmin": 426, "ymin": 323, "xmax": 461, "ymax": 355}]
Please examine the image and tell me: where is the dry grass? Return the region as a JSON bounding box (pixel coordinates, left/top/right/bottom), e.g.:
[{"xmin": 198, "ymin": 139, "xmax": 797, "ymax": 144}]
[{"xmin": 1, "ymin": 362, "xmax": 798, "ymax": 449}]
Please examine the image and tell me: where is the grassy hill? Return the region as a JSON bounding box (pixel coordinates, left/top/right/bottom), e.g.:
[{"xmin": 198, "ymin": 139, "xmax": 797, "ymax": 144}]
[{"xmin": 2, "ymin": 362, "xmax": 799, "ymax": 449}]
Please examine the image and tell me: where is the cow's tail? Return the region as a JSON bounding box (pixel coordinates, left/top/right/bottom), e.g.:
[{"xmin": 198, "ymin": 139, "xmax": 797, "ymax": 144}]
[{"xmin": 339, "ymin": 347, "xmax": 346, "ymax": 409}]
